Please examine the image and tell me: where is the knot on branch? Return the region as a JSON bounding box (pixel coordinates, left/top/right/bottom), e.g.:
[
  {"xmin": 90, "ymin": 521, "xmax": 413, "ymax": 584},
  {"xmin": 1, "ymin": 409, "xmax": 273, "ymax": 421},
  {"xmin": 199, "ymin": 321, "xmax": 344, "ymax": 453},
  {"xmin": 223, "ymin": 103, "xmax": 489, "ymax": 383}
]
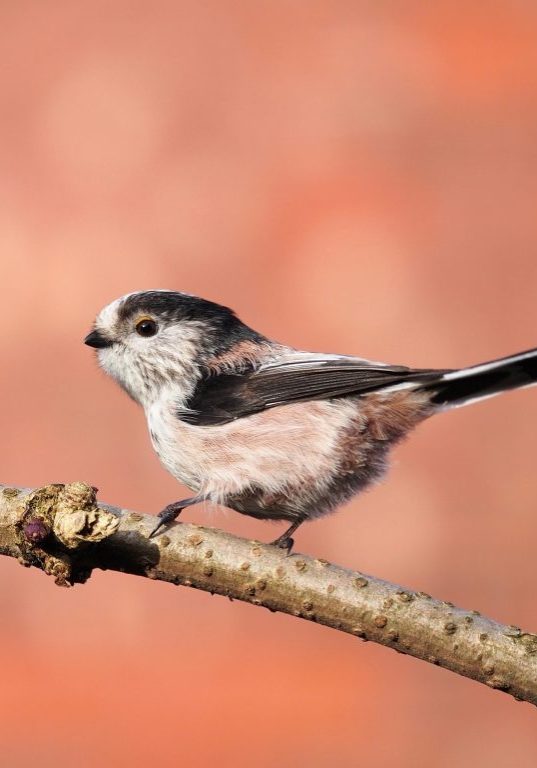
[{"xmin": 19, "ymin": 482, "xmax": 119, "ymax": 586}]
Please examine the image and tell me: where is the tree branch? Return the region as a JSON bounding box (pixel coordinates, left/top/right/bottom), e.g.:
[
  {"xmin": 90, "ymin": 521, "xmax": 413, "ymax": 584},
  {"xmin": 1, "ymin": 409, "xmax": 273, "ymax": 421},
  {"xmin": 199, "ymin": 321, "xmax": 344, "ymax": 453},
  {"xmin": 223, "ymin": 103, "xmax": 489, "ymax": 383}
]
[{"xmin": 1, "ymin": 482, "xmax": 536, "ymax": 705}]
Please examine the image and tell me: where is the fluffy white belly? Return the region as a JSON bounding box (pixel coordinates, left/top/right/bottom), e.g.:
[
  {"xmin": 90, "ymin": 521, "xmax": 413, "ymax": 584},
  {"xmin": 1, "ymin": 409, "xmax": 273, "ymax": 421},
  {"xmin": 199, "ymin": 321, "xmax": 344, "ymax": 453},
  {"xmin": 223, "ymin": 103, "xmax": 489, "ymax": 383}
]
[{"xmin": 147, "ymin": 397, "xmax": 357, "ymax": 501}]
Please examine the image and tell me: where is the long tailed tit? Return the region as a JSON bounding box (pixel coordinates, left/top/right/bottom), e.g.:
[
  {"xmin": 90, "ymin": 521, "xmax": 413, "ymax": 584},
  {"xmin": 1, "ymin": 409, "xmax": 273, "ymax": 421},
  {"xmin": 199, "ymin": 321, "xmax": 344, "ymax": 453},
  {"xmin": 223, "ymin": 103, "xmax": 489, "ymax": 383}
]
[{"xmin": 85, "ymin": 290, "xmax": 537, "ymax": 550}]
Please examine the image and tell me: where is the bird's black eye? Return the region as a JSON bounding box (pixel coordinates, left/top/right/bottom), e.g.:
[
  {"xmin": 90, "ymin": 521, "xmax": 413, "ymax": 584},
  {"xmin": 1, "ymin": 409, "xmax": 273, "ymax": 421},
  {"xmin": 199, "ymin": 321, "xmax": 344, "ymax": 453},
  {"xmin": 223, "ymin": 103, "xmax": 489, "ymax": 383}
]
[{"xmin": 135, "ymin": 318, "xmax": 158, "ymax": 337}]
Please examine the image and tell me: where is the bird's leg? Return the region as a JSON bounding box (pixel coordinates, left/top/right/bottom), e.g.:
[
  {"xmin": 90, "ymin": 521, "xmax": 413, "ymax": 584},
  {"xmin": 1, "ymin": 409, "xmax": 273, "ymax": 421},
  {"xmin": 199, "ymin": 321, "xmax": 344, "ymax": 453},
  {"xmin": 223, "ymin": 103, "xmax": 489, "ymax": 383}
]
[
  {"xmin": 149, "ymin": 494, "xmax": 208, "ymax": 538},
  {"xmin": 270, "ymin": 518, "xmax": 304, "ymax": 554}
]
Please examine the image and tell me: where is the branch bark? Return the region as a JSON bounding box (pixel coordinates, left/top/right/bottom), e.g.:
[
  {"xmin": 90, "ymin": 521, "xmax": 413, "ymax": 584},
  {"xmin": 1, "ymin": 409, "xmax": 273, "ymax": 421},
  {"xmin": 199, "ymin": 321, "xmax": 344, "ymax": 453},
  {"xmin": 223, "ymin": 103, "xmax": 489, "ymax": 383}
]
[{"xmin": 1, "ymin": 482, "xmax": 536, "ymax": 705}]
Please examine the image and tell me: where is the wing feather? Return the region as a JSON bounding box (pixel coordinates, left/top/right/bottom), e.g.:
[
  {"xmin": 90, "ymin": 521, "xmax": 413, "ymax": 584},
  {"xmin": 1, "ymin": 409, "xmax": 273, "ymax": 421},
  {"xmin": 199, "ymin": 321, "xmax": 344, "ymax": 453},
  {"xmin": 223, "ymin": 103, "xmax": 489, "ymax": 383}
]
[{"xmin": 181, "ymin": 353, "xmax": 448, "ymax": 426}]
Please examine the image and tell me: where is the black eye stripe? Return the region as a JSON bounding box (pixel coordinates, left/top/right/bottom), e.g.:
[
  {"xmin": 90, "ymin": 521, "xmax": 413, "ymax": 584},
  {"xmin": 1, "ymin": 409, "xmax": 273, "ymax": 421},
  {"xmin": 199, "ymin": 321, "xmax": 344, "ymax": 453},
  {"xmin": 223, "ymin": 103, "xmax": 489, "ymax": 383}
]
[{"xmin": 135, "ymin": 319, "xmax": 158, "ymax": 337}]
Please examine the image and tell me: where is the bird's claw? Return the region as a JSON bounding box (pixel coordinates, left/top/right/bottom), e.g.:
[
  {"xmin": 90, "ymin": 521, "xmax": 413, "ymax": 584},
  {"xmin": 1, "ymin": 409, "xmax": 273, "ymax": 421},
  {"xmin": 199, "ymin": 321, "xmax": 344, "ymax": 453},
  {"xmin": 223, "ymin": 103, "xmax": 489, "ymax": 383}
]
[
  {"xmin": 148, "ymin": 502, "xmax": 184, "ymax": 538},
  {"xmin": 270, "ymin": 535, "xmax": 295, "ymax": 555},
  {"xmin": 148, "ymin": 517, "xmax": 169, "ymax": 538}
]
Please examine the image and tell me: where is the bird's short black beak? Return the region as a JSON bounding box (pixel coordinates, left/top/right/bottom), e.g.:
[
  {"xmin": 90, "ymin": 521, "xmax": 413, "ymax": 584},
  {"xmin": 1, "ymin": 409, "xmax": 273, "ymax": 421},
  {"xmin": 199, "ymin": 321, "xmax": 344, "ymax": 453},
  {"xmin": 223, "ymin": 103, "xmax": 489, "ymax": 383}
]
[{"xmin": 84, "ymin": 330, "xmax": 113, "ymax": 349}]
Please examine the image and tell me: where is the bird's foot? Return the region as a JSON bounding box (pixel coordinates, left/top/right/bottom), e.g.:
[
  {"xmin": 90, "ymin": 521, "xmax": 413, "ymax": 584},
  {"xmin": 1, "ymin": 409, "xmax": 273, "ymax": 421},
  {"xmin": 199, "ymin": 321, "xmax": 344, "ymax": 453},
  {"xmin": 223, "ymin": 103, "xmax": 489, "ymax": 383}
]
[
  {"xmin": 149, "ymin": 495, "xmax": 206, "ymax": 538},
  {"xmin": 269, "ymin": 518, "xmax": 303, "ymax": 554},
  {"xmin": 269, "ymin": 534, "xmax": 295, "ymax": 555},
  {"xmin": 149, "ymin": 502, "xmax": 185, "ymax": 538}
]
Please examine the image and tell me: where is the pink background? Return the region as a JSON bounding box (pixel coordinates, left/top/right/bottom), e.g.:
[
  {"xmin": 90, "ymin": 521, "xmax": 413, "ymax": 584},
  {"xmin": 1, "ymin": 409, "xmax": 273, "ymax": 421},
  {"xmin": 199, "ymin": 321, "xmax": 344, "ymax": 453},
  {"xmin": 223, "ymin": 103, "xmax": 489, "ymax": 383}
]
[{"xmin": 2, "ymin": 2, "xmax": 537, "ymax": 765}]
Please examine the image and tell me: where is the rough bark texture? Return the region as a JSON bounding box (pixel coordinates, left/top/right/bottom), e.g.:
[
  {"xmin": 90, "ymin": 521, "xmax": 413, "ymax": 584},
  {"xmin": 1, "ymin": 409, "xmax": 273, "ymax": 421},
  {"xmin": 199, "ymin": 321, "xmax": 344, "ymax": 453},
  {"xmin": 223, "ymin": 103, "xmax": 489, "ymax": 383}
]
[{"xmin": 1, "ymin": 482, "xmax": 536, "ymax": 705}]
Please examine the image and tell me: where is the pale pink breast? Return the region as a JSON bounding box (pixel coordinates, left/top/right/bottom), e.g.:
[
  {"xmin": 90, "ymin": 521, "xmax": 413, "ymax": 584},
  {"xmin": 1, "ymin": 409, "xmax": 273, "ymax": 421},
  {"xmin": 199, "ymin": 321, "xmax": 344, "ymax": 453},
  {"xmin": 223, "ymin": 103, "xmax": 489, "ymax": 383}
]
[{"xmin": 149, "ymin": 397, "xmax": 359, "ymax": 500}]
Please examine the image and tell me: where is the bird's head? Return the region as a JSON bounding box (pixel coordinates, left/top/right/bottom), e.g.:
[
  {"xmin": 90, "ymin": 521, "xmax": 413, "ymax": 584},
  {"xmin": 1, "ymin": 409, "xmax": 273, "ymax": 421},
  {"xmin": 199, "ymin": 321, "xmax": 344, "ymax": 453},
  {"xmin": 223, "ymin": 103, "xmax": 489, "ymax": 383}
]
[{"xmin": 84, "ymin": 290, "xmax": 259, "ymax": 406}]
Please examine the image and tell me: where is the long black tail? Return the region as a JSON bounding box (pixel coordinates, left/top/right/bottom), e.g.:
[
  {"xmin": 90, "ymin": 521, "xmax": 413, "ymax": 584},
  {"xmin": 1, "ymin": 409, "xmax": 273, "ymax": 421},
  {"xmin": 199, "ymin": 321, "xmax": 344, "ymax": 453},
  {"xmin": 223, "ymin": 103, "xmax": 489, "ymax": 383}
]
[{"xmin": 419, "ymin": 347, "xmax": 537, "ymax": 409}]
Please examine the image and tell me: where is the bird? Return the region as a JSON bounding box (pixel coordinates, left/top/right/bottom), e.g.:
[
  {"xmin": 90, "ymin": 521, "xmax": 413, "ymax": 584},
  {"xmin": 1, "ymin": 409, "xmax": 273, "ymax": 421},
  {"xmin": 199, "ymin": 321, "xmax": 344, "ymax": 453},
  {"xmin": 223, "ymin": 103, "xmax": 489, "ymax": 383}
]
[{"xmin": 84, "ymin": 289, "xmax": 537, "ymax": 551}]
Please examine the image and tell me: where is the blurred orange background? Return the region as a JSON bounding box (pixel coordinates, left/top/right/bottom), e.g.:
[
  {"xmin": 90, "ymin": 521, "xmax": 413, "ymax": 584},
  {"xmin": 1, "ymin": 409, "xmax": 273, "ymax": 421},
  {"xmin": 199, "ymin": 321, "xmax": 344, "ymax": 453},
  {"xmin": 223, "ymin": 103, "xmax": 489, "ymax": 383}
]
[{"xmin": 2, "ymin": 1, "xmax": 537, "ymax": 765}]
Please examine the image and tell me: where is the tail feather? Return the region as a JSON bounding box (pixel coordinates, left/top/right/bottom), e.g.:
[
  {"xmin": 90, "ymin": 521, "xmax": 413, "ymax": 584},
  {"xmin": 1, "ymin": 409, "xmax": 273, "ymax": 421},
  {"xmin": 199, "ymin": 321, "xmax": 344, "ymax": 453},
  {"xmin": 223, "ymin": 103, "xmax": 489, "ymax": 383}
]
[{"xmin": 419, "ymin": 347, "xmax": 537, "ymax": 409}]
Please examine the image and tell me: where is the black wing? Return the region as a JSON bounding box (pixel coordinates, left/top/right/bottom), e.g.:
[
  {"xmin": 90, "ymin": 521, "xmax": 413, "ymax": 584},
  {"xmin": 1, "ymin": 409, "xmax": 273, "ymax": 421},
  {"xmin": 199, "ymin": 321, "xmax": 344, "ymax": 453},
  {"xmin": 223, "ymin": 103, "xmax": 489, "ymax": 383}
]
[{"xmin": 181, "ymin": 356, "xmax": 448, "ymax": 426}]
